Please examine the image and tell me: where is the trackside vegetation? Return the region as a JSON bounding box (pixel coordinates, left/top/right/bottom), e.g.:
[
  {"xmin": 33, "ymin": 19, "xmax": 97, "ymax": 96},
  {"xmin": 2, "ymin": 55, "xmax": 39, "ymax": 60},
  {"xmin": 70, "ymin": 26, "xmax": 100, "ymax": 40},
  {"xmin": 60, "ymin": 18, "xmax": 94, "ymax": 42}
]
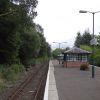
[{"xmin": 0, "ymin": 0, "xmax": 51, "ymax": 90}]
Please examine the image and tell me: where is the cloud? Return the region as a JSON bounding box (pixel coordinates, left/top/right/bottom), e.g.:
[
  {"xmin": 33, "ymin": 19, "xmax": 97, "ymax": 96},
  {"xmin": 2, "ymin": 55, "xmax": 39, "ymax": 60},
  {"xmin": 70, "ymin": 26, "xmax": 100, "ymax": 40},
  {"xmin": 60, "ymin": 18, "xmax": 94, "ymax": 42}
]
[{"xmin": 35, "ymin": 0, "xmax": 100, "ymax": 49}]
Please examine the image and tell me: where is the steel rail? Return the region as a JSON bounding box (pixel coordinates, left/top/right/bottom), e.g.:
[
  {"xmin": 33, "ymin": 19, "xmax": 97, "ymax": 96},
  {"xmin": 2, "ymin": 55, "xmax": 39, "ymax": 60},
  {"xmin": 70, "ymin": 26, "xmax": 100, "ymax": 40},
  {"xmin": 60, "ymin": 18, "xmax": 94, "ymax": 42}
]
[
  {"xmin": 33, "ymin": 63, "xmax": 48, "ymax": 100},
  {"xmin": 7, "ymin": 64, "xmax": 44, "ymax": 100}
]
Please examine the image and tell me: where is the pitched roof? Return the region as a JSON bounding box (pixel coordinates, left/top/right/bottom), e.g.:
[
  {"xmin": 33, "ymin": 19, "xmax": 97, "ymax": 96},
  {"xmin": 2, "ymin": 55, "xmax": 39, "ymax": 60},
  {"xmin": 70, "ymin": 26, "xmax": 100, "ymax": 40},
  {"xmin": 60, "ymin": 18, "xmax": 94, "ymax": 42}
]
[{"xmin": 64, "ymin": 47, "xmax": 91, "ymax": 54}]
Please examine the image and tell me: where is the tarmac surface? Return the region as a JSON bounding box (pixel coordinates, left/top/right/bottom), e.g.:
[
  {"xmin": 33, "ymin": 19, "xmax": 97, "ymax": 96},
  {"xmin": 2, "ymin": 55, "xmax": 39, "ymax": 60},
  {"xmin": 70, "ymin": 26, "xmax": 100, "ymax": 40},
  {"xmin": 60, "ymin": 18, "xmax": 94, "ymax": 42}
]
[{"xmin": 52, "ymin": 60, "xmax": 100, "ymax": 100}]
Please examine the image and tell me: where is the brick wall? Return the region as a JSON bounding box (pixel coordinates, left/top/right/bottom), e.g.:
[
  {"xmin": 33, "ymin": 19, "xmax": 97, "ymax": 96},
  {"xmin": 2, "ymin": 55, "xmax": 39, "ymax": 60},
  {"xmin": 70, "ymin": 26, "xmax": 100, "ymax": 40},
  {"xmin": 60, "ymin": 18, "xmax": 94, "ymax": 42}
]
[{"xmin": 63, "ymin": 61, "xmax": 89, "ymax": 68}]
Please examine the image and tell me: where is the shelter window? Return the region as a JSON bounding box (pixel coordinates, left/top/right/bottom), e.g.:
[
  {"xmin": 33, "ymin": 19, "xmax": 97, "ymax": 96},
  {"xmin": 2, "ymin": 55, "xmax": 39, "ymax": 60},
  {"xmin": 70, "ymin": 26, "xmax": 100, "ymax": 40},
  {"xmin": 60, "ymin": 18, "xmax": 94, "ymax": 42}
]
[
  {"xmin": 67, "ymin": 54, "xmax": 73, "ymax": 61},
  {"xmin": 82, "ymin": 55, "xmax": 87, "ymax": 62},
  {"xmin": 78, "ymin": 55, "xmax": 82, "ymax": 61}
]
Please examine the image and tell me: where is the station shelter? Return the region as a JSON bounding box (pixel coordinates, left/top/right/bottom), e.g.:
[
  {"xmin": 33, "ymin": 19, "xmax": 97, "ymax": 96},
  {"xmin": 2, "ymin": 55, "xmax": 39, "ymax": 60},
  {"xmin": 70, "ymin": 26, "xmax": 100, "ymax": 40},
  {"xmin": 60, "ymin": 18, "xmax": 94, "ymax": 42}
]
[
  {"xmin": 63, "ymin": 47, "xmax": 91, "ymax": 68},
  {"xmin": 57, "ymin": 54, "xmax": 64, "ymax": 64}
]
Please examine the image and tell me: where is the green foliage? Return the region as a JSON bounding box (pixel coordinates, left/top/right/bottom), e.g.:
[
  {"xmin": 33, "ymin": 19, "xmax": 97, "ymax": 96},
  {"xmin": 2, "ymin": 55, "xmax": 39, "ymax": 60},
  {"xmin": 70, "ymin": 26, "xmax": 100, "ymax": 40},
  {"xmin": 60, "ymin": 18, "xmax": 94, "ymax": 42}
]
[
  {"xmin": 94, "ymin": 47, "xmax": 100, "ymax": 66},
  {"xmin": 80, "ymin": 45, "xmax": 92, "ymax": 52},
  {"xmin": 26, "ymin": 58, "xmax": 36, "ymax": 66},
  {"xmin": 11, "ymin": 0, "xmax": 38, "ymax": 18},
  {"xmin": 74, "ymin": 29, "xmax": 92, "ymax": 47},
  {"xmin": 94, "ymin": 55, "xmax": 100, "ymax": 67},
  {"xmin": 0, "ymin": 64, "xmax": 24, "ymax": 81},
  {"xmin": 0, "ymin": 0, "xmax": 9, "ymax": 14},
  {"xmin": 19, "ymin": 27, "xmax": 41, "ymax": 65},
  {"xmin": 38, "ymin": 33, "xmax": 47, "ymax": 57},
  {"xmin": 52, "ymin": 48, "xmax": 61, "ymax": 58},
  {"xmin": 75, "ymin": 29, "xmax": 100, "ymax": 67},
  {"xmin": 0, "ymin": 19, "xmax": 20, "ymax": 64},
  {"xmin": 47, "ymin": 43, "xmax": 51, "ymax": 57},
  {"xmin": 35, "ymin": 56, "xmax": 49, "ymax": 64},
  {"xmin": 0, "ymin": 75, "xmax": 5, "ymax": 91},
  {"xmin": 11, "ymin": 64, "xmax": 25, "ymax": 74},
  {"xmin": 80, "ymin": 44, "xmax": 100, "ymax": 67},
  {"xmin": 0, "ymin": 0, "xmax": 51, "ymax": 65},
  {"xmin": 2, "ymin": 68, "xmax": 16, "ymax": 81},
  {"xmin": 74, "ymin": 32, "xmax": 82, "ymax": 47},
  {"xmin": 0, "ymin": 65, "xmax": 6, "ymax": 90},
  {"xmin": 96, "ymin": 33, "xmax": 100, "ymax": 46},
  {"xmin": 80, "ymin": 64, "xmax": 89, "ymax": 71},
  {"xmin": 81, "ymin": 30, "xmax": 92, "ymax": 45},
  {"xmin": 36, "ymin": 24, "xmax": 44, "ymax": 33},
  {"xmin": 0, "ymin": 1, "xmax": 23, "ymax": 64},
  {"xmin": 36, "ymin": 26, "xmax": 51, "ymax": 58},
  {"xmin": 0, "ymin": 0, "xmax": 51, "ymax": 83}
]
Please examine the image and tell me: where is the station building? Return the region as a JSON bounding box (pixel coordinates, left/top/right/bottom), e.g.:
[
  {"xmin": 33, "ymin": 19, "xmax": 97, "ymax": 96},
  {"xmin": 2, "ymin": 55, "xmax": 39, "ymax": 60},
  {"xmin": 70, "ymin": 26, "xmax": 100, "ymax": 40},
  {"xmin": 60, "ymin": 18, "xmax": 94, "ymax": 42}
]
[{"xmin": 63, "ymin": 47, "xmax": 91, "ymax": 68}]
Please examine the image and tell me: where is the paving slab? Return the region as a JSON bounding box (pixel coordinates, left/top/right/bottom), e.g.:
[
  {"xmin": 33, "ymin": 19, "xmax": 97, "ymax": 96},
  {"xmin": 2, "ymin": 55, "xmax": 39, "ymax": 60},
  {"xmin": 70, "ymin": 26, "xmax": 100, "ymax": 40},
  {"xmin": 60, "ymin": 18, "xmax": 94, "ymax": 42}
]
[
  {"xmin": 52, "ymin": 60, "xmax": 100, "ymax": 100},
  {"xmin": 48, "ymin": 61, "xmax": 59, "ymax": 100}
]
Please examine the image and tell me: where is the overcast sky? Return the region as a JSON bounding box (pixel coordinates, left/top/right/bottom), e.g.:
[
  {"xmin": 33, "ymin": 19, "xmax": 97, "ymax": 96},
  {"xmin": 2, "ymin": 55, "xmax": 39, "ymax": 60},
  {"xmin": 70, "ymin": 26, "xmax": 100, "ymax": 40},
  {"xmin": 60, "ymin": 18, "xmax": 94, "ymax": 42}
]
[{"xmin": 34, "ymin": 0, "xmax": 100, "ymax": 49}]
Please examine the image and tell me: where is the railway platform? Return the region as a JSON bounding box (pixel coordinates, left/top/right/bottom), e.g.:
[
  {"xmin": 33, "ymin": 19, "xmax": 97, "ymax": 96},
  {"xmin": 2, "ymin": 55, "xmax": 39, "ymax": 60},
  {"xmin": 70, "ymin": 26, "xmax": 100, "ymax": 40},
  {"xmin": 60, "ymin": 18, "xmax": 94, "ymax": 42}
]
[
  {"xmin": 44, "ymin": 60, "xmax": 100, "ymax": 100},
  {"xmin": 44, "ymin": 60, "xmax": 59, "ymax": 100}
]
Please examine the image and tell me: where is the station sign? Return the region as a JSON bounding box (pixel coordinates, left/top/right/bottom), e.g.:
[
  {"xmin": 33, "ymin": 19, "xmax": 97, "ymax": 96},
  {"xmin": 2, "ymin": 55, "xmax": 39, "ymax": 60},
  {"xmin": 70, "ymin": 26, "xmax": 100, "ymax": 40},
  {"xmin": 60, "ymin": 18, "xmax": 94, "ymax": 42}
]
[{"xmin": 90, "ymin": 38, "xmax": 98, "ymax": 45}]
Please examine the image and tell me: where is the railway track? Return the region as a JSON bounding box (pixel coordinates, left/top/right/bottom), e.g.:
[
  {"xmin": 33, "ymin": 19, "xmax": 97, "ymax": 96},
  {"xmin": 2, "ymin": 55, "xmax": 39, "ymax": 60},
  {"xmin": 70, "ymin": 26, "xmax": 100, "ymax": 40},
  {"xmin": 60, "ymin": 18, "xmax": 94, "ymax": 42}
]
[
  {"xmin": 33, "ymin": 64, "xmax": 48, "ymax": 100},
  {"xmin": 7, "ymin": 62, "xmax": 49, "ymax": 100}
]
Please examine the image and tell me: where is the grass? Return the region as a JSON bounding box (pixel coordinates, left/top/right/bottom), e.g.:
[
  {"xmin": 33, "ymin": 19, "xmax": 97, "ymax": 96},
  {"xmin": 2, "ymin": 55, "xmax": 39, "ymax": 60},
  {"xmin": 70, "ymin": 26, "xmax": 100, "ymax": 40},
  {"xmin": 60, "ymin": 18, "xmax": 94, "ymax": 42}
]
[
  {"xmin": 1, "ymin": 64, "xmax": 22, "ymax": 80},
  {"xmin": 0, "ymin": 56, "xmax": 49, "ymax": 91},
  {"xmin": 35, "ymin": 56, "xmax": 50, "ymax": 64},
  {"xmin": 0, "ymin": 64, "xmax": 25, "ymax": 91},
  {"xmin": 0, "ymin": 75, "xmax": 6, "ymax": 91}
]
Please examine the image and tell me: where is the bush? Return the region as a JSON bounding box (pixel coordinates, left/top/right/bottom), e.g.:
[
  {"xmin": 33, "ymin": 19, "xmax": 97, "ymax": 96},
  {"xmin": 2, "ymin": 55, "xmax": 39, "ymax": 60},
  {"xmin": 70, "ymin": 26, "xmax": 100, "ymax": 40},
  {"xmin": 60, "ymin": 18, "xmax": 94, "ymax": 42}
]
[
  {"xmin": 26, "ymin": 58, "xmax": 36, "ymax": 66},
  {"xmin": 10, "ymin": 64, "xmax": 24, "ymax": 74},
  {"xmin": 95, "ymin": 55, "xmax": 100, "ymax": 67},
  {"xmin": 0, "ymin": 75, "xmax": 6, "ymax": 91},
  {"xmin": 0, "ymin": 64, "xmax": 24, "ymax": 81},
  {"xmin": 35, "ymin": 56, "xmax": 49, "ymax": 64},
  {"xmin": 80, "ymin": 63, "xmax": 89, "ymax": 71},
  {"xmin": 1, "ymin": 68, "xmax": 15, "ymax": 81}
]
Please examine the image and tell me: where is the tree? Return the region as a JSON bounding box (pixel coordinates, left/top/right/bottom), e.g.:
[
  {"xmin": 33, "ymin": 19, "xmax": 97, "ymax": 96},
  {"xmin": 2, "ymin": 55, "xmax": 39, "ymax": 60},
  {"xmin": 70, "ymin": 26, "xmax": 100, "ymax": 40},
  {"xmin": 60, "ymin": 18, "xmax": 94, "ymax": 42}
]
[
  {"xmin": 36, "ymin": 24, "xmax": 44, "ymax": 33},
  {"xmin": 0, "ymin": 0, "xmax": 38, "ymax": 64},
  {"xmin": 80, "ymin": 45, "xmax": 92, "ymax": 52},
  {"xmin": 0, "ymin": 1, "xmax": 22, "ymax": 64},
  {"xmin": 74, "ymin": 29, "xmax": 92, "ymax": 47},
  {"xmin": 36, "ymin": 25, "xmax": 51, "ymax": 57},
  {"xmin": 75, "ymin": 29, "xmax": 100, "ymax": 67},
  {"xmin": 74, "ymin": 32, "xmax": 82, "ymax": 47},
  {"xmin": 0, "ymin": 0, "xmax": 51, "ymax": 66},
  {"xmin": 38, "ymin": 33, "xmax": 47, "ymax": 57},
  {"xmin": 96, "ymin": 33, "xmax": 100, "ymax": 45},
  {"xmin": 66, "ymin": 47, "xmax": 70, "ymax": 50},
  {"xmin": 52, "ymin": 48, "xmax": 63, "ymax": 58},
  {"xmin": 46, "ymin": 43, "xmax": 51, "ymax": 57},
  {"xmin": 19, "ymin": 27, "xmax": 40, "ymax": 65},
  {"xmin": 11, "ymin": 0, "xmax": 38, "ymax": 18},
  {"xmin": 81, "ymin": 29, "xmax": 92, "ymax": 45}
]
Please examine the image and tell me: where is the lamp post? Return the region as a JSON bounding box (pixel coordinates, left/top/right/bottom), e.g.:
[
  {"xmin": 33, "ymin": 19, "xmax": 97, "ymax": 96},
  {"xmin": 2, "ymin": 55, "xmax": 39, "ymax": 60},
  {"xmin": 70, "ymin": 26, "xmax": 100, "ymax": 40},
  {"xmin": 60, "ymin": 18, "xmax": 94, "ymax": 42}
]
[
  {"xmin": 53, "ymin": 42, "xmax": 67, "ymax": 64},
  {"xmin": 53, "ymin": 42, "xmax": 67, "ymax": 49},
  {"xmin": 53, "ymin": 42, "xmax": 60, "ymax": 49},
  {"xmin": 79, "ymin": 10, "xmax": 100, "ymax": 78}
]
